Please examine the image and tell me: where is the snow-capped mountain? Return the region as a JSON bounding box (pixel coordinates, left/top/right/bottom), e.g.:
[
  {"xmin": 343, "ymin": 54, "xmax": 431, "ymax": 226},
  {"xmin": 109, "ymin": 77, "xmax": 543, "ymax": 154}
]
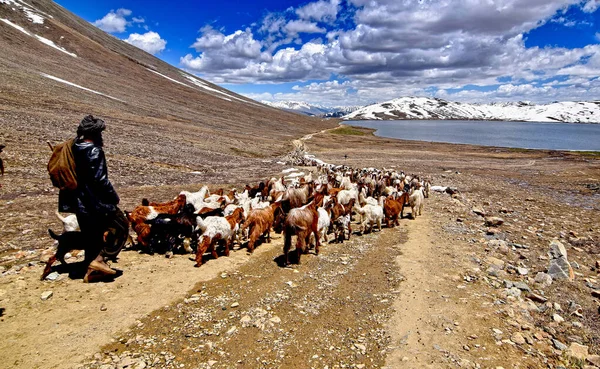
[
  {"xmin": 343, "ymin": 97, "xmax": 600, "ymax": 123},
  {"xmin": 262, "ymin": 100, "xmax": 361, "ymax": 117}
]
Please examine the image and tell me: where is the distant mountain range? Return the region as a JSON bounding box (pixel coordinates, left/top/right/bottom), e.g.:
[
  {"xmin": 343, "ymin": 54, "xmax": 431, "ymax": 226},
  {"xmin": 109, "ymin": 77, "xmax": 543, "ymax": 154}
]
[
  {"xmin": 343, "ymin": 97, "xmax": 600, "ymax": 123},
  {"xmin": 262, "ymin": 97, "xmax": 600, "ymax": 123},
  {"xmin": 261, "ymin": 100, "xmax": 361, "ymax": 118}
]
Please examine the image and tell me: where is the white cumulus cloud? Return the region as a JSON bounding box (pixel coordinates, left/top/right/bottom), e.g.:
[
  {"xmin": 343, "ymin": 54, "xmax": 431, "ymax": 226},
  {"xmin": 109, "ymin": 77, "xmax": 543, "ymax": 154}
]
[
  {"xmin": 93, "ymin": 8, "xmax": 131, "ymax": 33},
  {"xmin": 296, "ymin": 0, "xmax": 341, "ymax": 22},
  {"xmin": 124, "ymin": 31, "xmax": 166, "ymax": 54}
]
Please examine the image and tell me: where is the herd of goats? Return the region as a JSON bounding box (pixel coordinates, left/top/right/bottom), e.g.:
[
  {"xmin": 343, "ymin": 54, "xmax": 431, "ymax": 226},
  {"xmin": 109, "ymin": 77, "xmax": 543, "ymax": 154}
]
[{"xmin": 49, "ymin": 156, "xmax": 432, "ymax": 276}]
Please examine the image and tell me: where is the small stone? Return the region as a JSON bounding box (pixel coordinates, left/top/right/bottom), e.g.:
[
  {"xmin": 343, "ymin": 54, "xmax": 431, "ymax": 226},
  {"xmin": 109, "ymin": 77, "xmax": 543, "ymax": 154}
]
[
  {"xmin": 486, "ymin": 257, "xmax": 505, "ymax": 269},
  {"xmin": 514, "ymin": 282, "xmax": 531, "ymax": 292},
  {"xmin": 269, "ymin": 316, "xmax": 281, "ymax": 324},
  {"xmin": 587, "ymin": 355, "xmax": 600, "ymax": 367},
  {"xmin": 226, "ymin": 326, "xmax": 237, "ymax": 335},
  {"xmin": 566, "ymin": 343, "xmax": 589, "ymax": 361},
  {"xmin": 591, "ymin": 290, "xmax": 600, "ymax": 299},
  {"xmin": 355, "ymin": 343, "xmax": 366, "ymax": 353},
  {"xmin": 549, "ymin": 239, "xmax": 568, "ymax": 259},
  {"xmin": 207, "ymin": 360, "xmax": 217, "ymax": 367},
  {"xmin": 552, "ymin": 339, "xmax": 568, "ymax": 351},
  {"xmin": 517, "ymin": 268, "xmax": 529, "ymax": 276},
  {"xmin": 534, "ymin": 272, "xmax": 553, "ymax": 286},
  {"xmin": 240, "ymin": 315, "xmax": 252, "ymax": 325},
  {"xmin": 41, "ymin": 291, "xmax": 53, "ymax": 300},
  {"xmin": 511, "ymin": 332, "xmax": 526, "ymax": 345},
  {"xmin": 220, "ymin": 273, "xmax": 228, "ymax": 278},
  {"xmin": 485, "ymin": 217, "xmax": 504, "ymax": 226},
  {"xmin": 526, "ymin": 293, "xmax": 548, "ymax": 303},
  {"xmin": 596, "ymin": 260, "xmax": 600, "ymax": 269},
  {"xmin": 100, "ymin": 304, "xmax": 107, "ymax": 311},
  {"xmin": 230, "ymin": 302, "xmax": 240, "ymax": 308},
  {"xmin": 472, "ymin": 207, "xmax": 485, "ymax": 216},
  {"xmin": 553, "ymin": 314, "xmax": 564, "ymax": 323},
  {"xmin": 45, "ymin": 272, "xmax": 60, "ymax": 281}
]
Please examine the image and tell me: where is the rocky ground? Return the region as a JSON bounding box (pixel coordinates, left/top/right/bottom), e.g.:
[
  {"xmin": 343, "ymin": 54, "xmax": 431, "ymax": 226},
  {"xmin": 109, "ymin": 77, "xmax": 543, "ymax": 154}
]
[{"xmin": 0, "ymin": 125, "xmax": 599, "ymax": 369}]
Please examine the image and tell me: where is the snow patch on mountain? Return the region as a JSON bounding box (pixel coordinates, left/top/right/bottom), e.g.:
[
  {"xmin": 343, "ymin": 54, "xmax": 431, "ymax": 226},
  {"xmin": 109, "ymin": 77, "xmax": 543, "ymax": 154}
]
[
  {"xmin": 344, "ymin": 97, "xmax": 600, "ymax": 123},
  {"xmin": 1, "ymin": 18, "xmax": 77, "ymax": 57},
  {"xmin": 261, "ymin": 100, "xmax": 361, "ymax": 117}
]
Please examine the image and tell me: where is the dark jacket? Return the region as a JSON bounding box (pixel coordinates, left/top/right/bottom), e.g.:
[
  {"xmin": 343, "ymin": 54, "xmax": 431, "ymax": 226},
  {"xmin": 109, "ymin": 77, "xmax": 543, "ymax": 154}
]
[{"xmin": 59, "ymin": 140, "xmax": 119, "ymax": 215}]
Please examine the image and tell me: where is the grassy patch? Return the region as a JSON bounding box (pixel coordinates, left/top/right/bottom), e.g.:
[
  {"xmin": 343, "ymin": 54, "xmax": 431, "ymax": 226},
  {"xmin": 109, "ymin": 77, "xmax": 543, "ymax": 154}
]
[
  {"xmin": 230, "ymin": 147, "xmax": 265, "ymax": 158},
  {"xmin": 571, "ymin": 150, "xmax": 600, "ymax": 158},
  {"xmin": 330, "ymin": 126, "xmax": 371, "ymax": 136}
]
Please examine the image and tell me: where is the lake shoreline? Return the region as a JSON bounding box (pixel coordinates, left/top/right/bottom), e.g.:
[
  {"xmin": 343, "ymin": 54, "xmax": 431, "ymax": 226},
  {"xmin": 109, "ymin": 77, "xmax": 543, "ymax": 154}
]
[{"xmin": 343, "ymin": 119, "xmax": 600, "ymax": 152}]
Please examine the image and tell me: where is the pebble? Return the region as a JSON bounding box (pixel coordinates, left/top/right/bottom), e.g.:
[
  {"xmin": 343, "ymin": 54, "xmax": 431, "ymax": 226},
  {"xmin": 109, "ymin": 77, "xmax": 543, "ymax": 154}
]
[
  {"xmin": 41, "ymin": 291, "xmax": 53, "ymax": 300},
  {"xmin": 269, "ymin": 316, "xmax": 281, "ymax": 324},
  {"xmin": 511, "ymin": 332, "xmax": 526, "ymax": 345},
  {"xmin": 552, "ymin": 339, "xmax": 568, "ymax": 351},
  {"xmin": 517, "ymin": 267, "xmax": 528, "ymax": 275},
  {"xmin": 591, "ymin": 290, "xmax": 600, "ymax": 299},
  {"xmin": 230, "ymin": 302, "xmax": 240, "ymax": 308},
  {"xmin": 553, "ymin": 314, "xmax": 565, "ymax": 323},
  {"xmin": 45, "ymin": 272, "xmax": 60, "ymax": 281},
  {"xmin": 485, "ymin": 217, "xmax": 504, "ymax": 226},
  {"xmin": 100, "ymin": 304, "xmax": 107, "ymax": 311}
]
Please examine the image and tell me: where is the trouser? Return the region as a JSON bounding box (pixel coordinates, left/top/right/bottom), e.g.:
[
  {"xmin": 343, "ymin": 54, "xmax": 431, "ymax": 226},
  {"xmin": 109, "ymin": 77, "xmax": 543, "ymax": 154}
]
[{"xmin": 76, "ymin": 207, "xmax": 129, "ymax": 263}]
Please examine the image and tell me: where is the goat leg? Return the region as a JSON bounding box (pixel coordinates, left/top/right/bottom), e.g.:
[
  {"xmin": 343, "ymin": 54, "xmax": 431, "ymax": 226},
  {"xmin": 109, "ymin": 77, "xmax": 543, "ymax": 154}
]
[{"xmin": 41, "ymin": 254, "xmax": 57, "ymax": 280}]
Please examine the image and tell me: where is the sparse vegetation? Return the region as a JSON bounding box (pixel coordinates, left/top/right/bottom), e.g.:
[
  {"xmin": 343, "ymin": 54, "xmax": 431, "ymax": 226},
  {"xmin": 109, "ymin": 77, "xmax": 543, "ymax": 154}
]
[
  {"xmin": 230, "ymin": 147, "xmax": 265, "ymax": 158},
  {"xmin": 330, "ymin": 126, "xmax": 371, "ymax": 136}
]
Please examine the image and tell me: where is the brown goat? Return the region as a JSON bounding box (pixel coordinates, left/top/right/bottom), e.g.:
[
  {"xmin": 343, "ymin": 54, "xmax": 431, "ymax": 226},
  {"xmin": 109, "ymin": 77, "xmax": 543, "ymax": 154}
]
[
  {"xmin": 194, "ymin": 208, "xmax": 244, "ymax": 267},
  {"xmin": 384, "ymin": 193, "xmax": 409, "ymax": 227},
  {"xmin": 241, "ymin": 202, "xmax": 284, "ymax": 253},
  {"xmin": 283, "ymin": 200, "xmax": 320, "ymax": 265},
  {"xmin": 127, "ymin": 194, "xmax": 187, "ymax": 249}
]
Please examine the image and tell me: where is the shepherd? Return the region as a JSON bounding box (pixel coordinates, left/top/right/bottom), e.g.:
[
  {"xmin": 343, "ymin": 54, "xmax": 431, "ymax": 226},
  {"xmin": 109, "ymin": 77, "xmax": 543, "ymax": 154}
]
[
  {"xmin": 0, "ymin": 144, "xmax": 5, "ymax": 176},
  {"xmin": 56, "ymin": 115, "xmax": 128, "ymax": 282}
]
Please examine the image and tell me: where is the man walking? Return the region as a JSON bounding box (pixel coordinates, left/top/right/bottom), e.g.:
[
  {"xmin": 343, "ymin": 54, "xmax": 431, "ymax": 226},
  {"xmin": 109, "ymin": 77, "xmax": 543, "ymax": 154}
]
[{"xmin": 59, "ymin": 115, "xmax": 127, "ymax": 282}]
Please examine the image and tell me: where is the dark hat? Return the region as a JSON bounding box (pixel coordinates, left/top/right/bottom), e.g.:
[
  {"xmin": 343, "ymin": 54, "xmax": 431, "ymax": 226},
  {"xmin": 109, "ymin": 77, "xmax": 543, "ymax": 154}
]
[{"xmin": 77, "ymin": 115, "xmax": 106, "ymax": 137}]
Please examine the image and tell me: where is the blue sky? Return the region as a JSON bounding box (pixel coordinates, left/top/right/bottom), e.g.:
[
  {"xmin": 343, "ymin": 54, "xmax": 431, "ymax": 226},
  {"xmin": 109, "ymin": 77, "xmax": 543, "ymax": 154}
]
[{"xmin": 55, "ymin": 0, "xmax": 600, "ymax": 106}]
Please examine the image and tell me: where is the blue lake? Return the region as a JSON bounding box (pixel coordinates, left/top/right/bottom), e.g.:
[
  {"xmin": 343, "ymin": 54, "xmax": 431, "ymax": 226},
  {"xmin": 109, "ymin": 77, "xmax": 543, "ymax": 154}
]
[{"xmin": 346, "ymin": 120, "xmax": 600, "ymax": 151}]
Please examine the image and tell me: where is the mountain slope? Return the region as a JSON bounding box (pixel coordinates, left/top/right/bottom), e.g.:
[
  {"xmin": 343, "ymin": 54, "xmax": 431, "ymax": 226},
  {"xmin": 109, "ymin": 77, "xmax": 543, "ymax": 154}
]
[
  {"xmin": 0, "ymin": 0, "xmax": 336, "ymax": 192},
  {"xmin": 344, "ymin": 97, "xmax": 600, "ymax": 123}
]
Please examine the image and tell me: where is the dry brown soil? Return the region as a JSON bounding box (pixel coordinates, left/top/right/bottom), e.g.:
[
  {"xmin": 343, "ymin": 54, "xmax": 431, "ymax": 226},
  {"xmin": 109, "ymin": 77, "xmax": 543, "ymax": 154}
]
[{"xmin": 0, "ymin": 125, "xmax": 599, "ymax": 369}]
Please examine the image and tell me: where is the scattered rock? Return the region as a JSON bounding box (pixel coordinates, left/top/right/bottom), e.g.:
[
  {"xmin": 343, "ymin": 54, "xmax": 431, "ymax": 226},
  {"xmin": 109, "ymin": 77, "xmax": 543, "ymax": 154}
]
[
  {"xmin": 511, "ymin": 332, "xmax": 526, "ymax": 345},
  {"xmin": 230, "ymin": 302, "xmax": 240, "ymax": 308},
  {"xmin": 534, "ymin": 272, "xmax": 553, "ymax": 287},
  {"xmin": 526, "ymin": 293, "xmax": 548, "ymax": 303},
  {"xmin": 552, "ymin": 339, "xmax": 568, "ymax": 351},
  {"xmin": 587, "ymin": 355, "xmax": 600, "ymax": 367},
  {"xmin": 517, "ymin": 267, "xmax": 529, "ymax": 276},
  {"xmin": 552, "ymin": 314, "xmax": 564, "ymax": 323},
  {"xmin": 269, "ymin": 316, "xmax": 281, "ymax": 324},
  {"xmin": 472, "ymin": 207, "xmax": 485, "ymax": 217},
  {"xmin": 45, "ymin": 272, "xmax": 60, "ymax": 281},
  {"xmin": 486, "ymin": 257, "xmax": 505, "ymax": 269},
  {"xmin": 100, "ymin": 304, "xmax": 107, "ymax": 311},
  {"xmin": 591, "ymin": 290, "xmax": 600, "ymax": 299},
  {"xmin": 566, "ymin": 343, "xmax": 589, "ymax": 361},
  {"xmin": 41, "ymin": 291, "xmax": 53, "ymax": 300},
  {"xmin": 547, "ymin": 240, "xmax": 574, "ymax": 281},
  {"xmin": 485, "ymin": 217, "xmax": 504, "ymax": 226}
]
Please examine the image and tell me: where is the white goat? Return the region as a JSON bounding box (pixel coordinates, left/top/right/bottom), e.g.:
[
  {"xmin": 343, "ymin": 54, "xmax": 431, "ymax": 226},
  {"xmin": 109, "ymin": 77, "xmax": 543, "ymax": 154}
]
[
  {"xmin": 408, "ymin": 188, "xmax": 424, "ymax": 219},
  {"xmin": 55, "ymin": 212, "xmax": 79, "ymax": 232},
  {"xmin": 180, "ymin": 186, "xmax": 210, "ymax": 211},
  {"xmin": 354, "ymin": 201, "xmax": 384, "ymax": 233}
]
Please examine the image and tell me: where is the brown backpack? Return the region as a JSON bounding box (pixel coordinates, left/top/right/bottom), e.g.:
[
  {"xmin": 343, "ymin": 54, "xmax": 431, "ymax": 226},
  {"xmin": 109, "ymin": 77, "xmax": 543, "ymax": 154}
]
[{"xmin": 47, "ymin": 138, "xmax": 78, "ymax": 190}]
